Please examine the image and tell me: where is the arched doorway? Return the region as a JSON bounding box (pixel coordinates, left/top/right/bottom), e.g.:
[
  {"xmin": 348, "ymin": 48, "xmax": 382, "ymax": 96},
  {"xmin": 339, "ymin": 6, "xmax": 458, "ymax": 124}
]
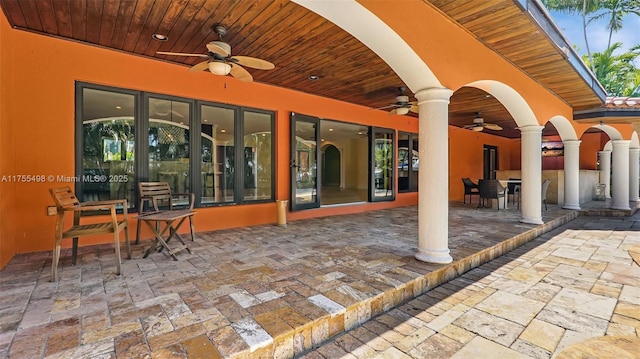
[{"xmin": 322, "ymin": 145, "xmax": 341, "ymax": 186}]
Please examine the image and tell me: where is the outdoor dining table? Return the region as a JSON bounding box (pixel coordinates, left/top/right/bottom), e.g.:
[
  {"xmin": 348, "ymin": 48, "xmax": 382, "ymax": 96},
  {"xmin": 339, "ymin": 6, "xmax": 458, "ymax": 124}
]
[
  {"xmin": 499, "ymin": 179, "xmax": 521, "ymax": 209},
  {"xmin": 136, "ymin": 209, "xmax": 195, "ymax": 260}
]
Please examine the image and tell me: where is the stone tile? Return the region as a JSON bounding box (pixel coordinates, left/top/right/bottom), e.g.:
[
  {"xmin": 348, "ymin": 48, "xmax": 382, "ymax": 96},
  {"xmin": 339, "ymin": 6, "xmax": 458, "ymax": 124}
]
[
  {"xmin": 82, "ymin": 320, "xmax": 142, "ymax": 345},
  {"xmin": 376, "ymin": 346, "xmax": 413, "ymax": 359},
  {"xmin": 518, "ymin": 318, "xmax": 564, "ymax": 352},
  {"xmin": 450, "ymin": 336, "xmax": 530, "ymax": 359},
  {"xmin": 536, "ymin": 306, "xmax": 609, "ymax": 336},
  {"xmin": 394, "ymin": 327, "xmax": 436, "ymax": 353},
  {"xmin": 308, "ymin": 294, "xmax": 345, "ymax": 316},
  {"xmin": 453, "ymin": 308, "xmax": 525, "ymax": 347},
  {"xmin": 426, "ymin": 303, "xmax": 470, "ymax": 332},
  {"xmin": 475, "ymin": 290, "xmax": 545, "ymax": 325},
  {"xmin": 231, "ymin": 318, "xmax": 273, "ymax": 352},
  {"xmin": 407, "ymin": 332, "xmax": 464, "ymax": 358},
  {"xmin": 554, "ymin": 288, "xmax": 617, "ymax": 323},
  {"xmin": 619, "ymin": 284, "xmax": 640, "ymax": 305},
  {"xmin": 181, "ymin": 334, "xmax": 222, "ymax": 359},
  {"xmin": 438, "ymin": 324, "xmax": 475, "ymax": 344},
  {"xmin": 614, "ymin": 302, "xmax": 640, "ymax": 321}
]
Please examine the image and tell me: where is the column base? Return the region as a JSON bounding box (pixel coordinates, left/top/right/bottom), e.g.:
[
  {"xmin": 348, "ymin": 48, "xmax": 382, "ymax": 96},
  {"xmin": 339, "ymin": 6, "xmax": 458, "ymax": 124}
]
[
  {"xmin": 611, "ymin": 205, "xmax": 631, "ymax": 210},
  {"xmin": 415, "ymin": 249, "xmax": 453, "ymax": 264},
  {"xmin": 520, "ymin": 216, "xmax": 543, "ymax": 225},
  {"xmin": 562, "ymin": 204, "xmax": 581, "ymax": 210}
]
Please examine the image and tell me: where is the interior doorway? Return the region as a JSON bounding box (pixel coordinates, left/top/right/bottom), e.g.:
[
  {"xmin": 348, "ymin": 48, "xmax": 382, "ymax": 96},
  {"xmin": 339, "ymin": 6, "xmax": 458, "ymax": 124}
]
[
  {"xmin": 483, "ymin": 145, "xmax": 498, "ymax": 179},
  {"xmin": 322, "ymin": 145, "xmax": 341, "ymax": 186}
]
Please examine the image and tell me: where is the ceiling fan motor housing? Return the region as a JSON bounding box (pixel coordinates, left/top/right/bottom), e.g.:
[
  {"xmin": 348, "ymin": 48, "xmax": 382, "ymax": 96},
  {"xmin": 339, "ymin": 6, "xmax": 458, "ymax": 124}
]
[
  {"xmin": 396, "ymin": 95, "xmax": 409, "ymax": 104},
  {"xmin": 209, "ymin": 41, "xmax": 231, "ymax": 56}
]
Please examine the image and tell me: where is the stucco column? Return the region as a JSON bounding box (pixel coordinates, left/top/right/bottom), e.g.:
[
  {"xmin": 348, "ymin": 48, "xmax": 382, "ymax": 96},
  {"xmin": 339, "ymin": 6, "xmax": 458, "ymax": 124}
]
[
  {"xmin": 562, "ymin": 139, "xmax": 581, "ymax": 210},
  {"xmin": 414, "ymin": 87, "xmax": 453, "ymax": 264},
  {"xmin": 520, "ymin": 125, "xmax": 544, "ymax": 224},
  {"xmin": 598, "ymin": 150, "xmax": 611, "ymax": 199},
  {"xmin": 611, "ymin": 140, "xmax": 631, "ymax": 210},
  {"xmin": 629, "ymin": 148, "xmax": 639, "ymax": 202}
]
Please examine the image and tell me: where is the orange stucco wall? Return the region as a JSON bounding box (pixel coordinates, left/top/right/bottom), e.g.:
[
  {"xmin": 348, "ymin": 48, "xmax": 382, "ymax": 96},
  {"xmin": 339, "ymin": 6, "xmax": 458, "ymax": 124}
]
[
  {"xmin": 0, "ymin": 14, "xmax": 17, "ymax": 268},
  {"xmin": 0, "ymin": 14, "xmax": 422, "ymax": 269},
  {"xmin": 449, "ymin": 128, "xmax": 520, "ymax": 201}
]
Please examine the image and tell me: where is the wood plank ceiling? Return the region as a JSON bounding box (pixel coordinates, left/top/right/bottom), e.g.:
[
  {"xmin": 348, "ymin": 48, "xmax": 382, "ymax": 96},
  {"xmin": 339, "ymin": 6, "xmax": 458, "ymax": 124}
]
[{"xmin": 1, "ymin": 0, "xmax": 606, "ymax": 138}]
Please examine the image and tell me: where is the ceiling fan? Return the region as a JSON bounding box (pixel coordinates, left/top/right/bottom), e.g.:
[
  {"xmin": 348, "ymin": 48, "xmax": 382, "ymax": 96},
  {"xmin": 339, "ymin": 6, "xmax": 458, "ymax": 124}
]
[
  {"xmin": 156, "ymin": 24, "xmax": 275, "ymax": 83},
  {"xmin": 370, "ymin": 87, "xmax": 418, "ymax": 115},
  {"xmin": 464, "ymin": 112, "xmax": 503, "ymax": 132}
]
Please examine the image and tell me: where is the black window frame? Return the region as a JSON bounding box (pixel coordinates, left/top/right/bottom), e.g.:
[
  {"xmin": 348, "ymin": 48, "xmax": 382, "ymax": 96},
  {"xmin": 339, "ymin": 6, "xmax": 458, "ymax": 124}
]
[
  {"xmin": 75, "ymin": 82, "xmax": 276, "ymax": 212},
  {"xmin": 398, "ymin": 131, "xmax": 419, "ymax": 193}
]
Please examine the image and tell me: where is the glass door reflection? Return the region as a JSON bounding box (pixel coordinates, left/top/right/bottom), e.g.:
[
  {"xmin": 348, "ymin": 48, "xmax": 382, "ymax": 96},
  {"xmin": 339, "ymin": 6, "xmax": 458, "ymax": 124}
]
[{"xmin": 291, "ymin": 114, "xmax": 319, "ymax": 210}]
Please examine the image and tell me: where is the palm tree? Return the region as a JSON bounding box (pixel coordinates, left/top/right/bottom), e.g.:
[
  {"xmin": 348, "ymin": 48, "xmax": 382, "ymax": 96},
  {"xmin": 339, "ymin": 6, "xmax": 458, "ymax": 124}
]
[
  {"xmin": 542, "ymin": 0, "xmax": 602, "ymax": 72},
  {"xmin": 584, "ymin": 43, "xmax": 640, "ymax": 96},
  {"xmin": 590, "ymin": 0, "xmax": 640, "ymax": 49}
]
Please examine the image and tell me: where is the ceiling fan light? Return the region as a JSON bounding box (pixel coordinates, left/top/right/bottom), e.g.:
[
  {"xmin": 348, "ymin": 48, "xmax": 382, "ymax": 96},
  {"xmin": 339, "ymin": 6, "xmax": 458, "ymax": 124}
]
[
  {"xmin": 395, "ymin": 107, "xmax": 410, "ymax": 115},
  {"xmin": 472, "ymin": 126, "xmax": 484, "ymax": 132},
  {"xmin": 208, "ymin": 62, "xmax": 232, "ymax": 75}
]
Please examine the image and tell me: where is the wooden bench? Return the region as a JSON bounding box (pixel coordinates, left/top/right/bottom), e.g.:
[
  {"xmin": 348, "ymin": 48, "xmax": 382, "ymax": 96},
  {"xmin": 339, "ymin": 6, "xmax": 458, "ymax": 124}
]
[{"xmin": 49, "ymin": 187, "xmax": 131, "ymax": 281}]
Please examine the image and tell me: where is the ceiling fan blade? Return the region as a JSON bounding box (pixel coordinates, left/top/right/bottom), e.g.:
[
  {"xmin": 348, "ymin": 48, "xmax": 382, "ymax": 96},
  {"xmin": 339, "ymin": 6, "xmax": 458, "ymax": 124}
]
[
  {"xmin": 229, "ymin": 63, "xmax": 253, "ymax": 83},
  {"xmin": 389, "ymin": 108, "xmax": 399, "ymax": 115},
  {"xmin": 157, "ymin": 51, "xmax": 209, "ymax": 57},
  {"xmin": 485, "ymin": 124, "xmax": 503, "ymax": 131},
  {"xmin": 409, "ymin": 104, "xmax": 419, "ymax": 113},
  {"xmin": 370, "ymin": 104, "xmax": 397, "ymax": 111},
  {"xmin": 206, "ymin": 42, "xmax": 229, "ymax": 57},
  {"xmin": 232, "ymin": 56, "xmax": 275, "ymax": 70},
  {"xmin": 189, "ymin": 61, "xmax": 210, "ymax": 72}
]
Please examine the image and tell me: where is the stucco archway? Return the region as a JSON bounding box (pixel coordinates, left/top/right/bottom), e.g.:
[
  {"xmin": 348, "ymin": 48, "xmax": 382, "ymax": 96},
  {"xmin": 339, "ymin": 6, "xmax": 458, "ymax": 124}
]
[
  {"xmin": 294, "ymin": 0, "xmax": 455, "ymax": 264},
  {"xmin": 545, "ymin": 116, "xmax": 581, "ymax": 208},
  {"xmin": 464, "ymin": 80, "xmax": 543, "ymax": 223}
]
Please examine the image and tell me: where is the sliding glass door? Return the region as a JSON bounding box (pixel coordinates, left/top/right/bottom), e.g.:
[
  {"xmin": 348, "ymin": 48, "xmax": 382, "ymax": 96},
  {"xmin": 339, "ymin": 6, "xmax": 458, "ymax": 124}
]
[{"xmin": 290, "ymin": 113, "xmax": 320, "ymax": 210}]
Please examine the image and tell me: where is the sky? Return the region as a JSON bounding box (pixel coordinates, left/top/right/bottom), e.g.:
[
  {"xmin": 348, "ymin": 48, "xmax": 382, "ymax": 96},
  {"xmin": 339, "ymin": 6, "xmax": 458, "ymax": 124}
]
[{"xmin": 548, "ymin": 8, "xmax": 640, "ymax": 60}]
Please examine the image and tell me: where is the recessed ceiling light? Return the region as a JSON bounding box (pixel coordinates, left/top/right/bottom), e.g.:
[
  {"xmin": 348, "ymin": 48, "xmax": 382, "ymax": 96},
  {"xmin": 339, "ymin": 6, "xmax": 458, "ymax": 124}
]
[
  {"xmin": 220, "ymin": 129, "xmax": 226, "ymax": 133},
  {"xmin": 115, "ymin": 106, "xmax": 121, "ymax": 109},
  {"xmin": 321, "ymin": 138, "xmax": 325, "ymax": 142},
  {"xmin": 309, "ymin": 75, "xmax": 319, "ymax": 81},
  {"xmin": 152, "ymin": 34, "xmax": 168, "ymax": 41},
  {"xmin": 328, "ymin": 128, "xmax": 333, "ymax": 131}
]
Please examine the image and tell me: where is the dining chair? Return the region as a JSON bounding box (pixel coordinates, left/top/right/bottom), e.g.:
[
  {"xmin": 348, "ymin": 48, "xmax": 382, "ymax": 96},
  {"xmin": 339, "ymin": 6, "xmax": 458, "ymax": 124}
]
[
  {"xmin": 462, "ymin": 177, "xmax": 480, "ymax": 205},
  {"xmin": 477, "ymin": 179, "xmax": 507, "ymax": 210}
]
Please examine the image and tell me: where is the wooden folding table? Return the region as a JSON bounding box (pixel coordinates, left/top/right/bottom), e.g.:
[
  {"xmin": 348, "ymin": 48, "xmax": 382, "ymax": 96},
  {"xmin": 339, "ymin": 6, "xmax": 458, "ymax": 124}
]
[{"xmin": 137, "ymin": 209, "xmax": 194, "ymax": 260}]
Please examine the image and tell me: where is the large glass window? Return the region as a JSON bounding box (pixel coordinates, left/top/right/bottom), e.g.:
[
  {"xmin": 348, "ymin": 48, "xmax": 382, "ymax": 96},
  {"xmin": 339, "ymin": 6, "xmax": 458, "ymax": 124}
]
[
  {"xmin": 80, "ymin": 88, "xmax": 136, "ymax": 206},
  {"xmin": 77, "ymin": 83, "xmax": 275, "ymax": 210},
  {"xmin": 398, "ymin": 132, "xmax": 419, "ymax": 192},
  {"xmin": 148, "ymin": 98, "xmax": 191, "ymax": 197},
  {"xmin": 243, "ymin": 110, "xmax": 273, "ymax": 201},
  {"xmin": 201, "ymin": 105, "xmax": 235, "ymax": 204}
]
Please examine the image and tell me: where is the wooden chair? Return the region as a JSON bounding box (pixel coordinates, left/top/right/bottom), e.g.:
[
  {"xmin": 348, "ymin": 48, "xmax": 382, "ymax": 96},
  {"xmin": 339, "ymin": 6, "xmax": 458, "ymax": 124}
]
[
  {"xmin": 477, "ymin": 179, "xmax": 507, "ymax": 210},
  {"xmin": 136, "ymin": 182, "xmax": 195, "ymax": 244},
  {"xmin": 462, "ymin": 178, "xmax": 480, "ymax": 205},
  {"xmin": 49, "ymin": 187, "xmax": 131, "ymax": 282}
]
